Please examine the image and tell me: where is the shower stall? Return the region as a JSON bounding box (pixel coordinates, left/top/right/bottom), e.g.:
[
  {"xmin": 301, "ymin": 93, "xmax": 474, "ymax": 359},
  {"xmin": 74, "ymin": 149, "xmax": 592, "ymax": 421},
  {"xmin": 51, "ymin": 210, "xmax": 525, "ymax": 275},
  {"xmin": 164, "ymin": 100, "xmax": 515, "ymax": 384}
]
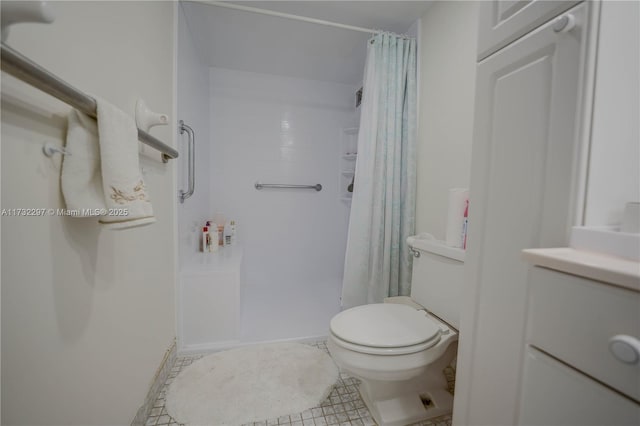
[{"xmin": 176, "ymin": 1, "xmax": 420, "ymax": 352}]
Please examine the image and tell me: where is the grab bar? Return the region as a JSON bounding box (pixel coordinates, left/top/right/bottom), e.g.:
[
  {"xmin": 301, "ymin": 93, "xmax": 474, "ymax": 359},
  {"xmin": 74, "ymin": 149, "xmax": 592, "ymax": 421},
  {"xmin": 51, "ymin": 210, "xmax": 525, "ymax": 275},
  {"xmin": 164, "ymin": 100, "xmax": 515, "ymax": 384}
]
[
  {"xmin": 0, "ymin": 42, "xmax": 179, "ymax": 162},
  {"xmin": 255, "ymin": 182, "xmax": 322, "ymax": 192},
  {"xmin": 179, "ymin": 120, "xmax": 195, "ymax": 203}
]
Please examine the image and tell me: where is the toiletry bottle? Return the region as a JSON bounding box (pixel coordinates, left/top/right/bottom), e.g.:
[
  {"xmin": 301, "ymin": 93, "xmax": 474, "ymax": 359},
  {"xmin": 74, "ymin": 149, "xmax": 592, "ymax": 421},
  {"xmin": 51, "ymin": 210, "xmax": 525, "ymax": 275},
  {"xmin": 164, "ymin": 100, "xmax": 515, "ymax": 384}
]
[
  {"xmin": 202, "ymin": 226, "xmax": 209, "ymax": 252},
  {"xmin": 204, "ymin": 221, "xmax": 212, "ymax": 252},
  {"xmin": 224, "ymin": 222, "xmax": 232, "ymax": 246},
  {"xmin": 218, "ymin": 223, "xmax": 225, "ymax": 247},
  {"xmin": 230, "ymin": 220, "xmax": 236, "ymax": 245},
  {"xmin": 213, "ymin": 213, "xmax": 226, "ymax": 246},
  {"xmin": 208, "ymin": 223, "xmax": 218, "ymax": 252}
]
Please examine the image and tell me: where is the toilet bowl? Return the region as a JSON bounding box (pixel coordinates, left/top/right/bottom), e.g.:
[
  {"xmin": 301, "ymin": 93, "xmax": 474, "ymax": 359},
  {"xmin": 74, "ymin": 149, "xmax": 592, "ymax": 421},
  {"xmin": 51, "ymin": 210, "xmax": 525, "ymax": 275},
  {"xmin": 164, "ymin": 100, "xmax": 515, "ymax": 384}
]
[{"xmin": 328, "ymin": 302, "xmax": 458, "ymax": 426}]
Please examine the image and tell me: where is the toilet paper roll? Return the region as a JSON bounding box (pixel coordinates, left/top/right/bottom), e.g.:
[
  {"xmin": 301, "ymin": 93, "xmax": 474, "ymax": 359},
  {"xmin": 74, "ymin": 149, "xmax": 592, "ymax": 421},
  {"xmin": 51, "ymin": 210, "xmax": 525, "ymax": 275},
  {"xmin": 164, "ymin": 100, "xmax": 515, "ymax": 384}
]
[{"xmin": 445, "ymin": 188, "xmax": 469, "ymax": 248}]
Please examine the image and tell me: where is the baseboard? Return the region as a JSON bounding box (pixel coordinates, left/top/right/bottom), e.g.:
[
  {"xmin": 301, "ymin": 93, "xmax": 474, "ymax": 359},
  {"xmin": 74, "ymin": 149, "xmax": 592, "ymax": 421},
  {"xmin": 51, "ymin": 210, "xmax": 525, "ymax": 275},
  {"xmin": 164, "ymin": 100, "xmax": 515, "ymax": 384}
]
[{"xmin": 131, "ymin": 339, "xmax": 177, "ymax": 426}]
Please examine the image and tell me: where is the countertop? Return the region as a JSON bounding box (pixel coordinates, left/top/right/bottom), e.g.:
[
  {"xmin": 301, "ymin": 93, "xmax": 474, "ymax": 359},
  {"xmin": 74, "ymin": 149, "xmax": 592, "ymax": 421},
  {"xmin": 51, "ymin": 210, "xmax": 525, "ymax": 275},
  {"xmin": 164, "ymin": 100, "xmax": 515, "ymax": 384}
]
[{"xmin": 522, "ymin": 247, "xmax": 640, "ymax": 292}]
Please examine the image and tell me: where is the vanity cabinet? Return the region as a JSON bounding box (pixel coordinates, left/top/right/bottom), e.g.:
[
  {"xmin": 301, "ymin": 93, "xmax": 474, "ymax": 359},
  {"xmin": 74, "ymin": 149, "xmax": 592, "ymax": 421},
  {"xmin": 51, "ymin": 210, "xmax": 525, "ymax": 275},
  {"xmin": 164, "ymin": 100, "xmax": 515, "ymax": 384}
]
[
  {"xmin": 519, "ymin": 252, "xmax": 640, "ymax": 425},
  {"xmin": 519, "ymin": 347, "xmax": 639, "ymax": 425},
  {"xmin": 477, "ymin": 0, "xmax": 580, "ymax": 60}
]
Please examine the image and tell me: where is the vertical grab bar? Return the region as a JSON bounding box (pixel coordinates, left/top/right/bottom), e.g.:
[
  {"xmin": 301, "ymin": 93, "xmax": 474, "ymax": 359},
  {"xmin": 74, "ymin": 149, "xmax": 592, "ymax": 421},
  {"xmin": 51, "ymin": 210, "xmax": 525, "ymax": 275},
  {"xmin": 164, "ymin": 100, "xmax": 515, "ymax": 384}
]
[{"xmin": 179, "ymin": 120, "xmax": 195, "ymax": 203}]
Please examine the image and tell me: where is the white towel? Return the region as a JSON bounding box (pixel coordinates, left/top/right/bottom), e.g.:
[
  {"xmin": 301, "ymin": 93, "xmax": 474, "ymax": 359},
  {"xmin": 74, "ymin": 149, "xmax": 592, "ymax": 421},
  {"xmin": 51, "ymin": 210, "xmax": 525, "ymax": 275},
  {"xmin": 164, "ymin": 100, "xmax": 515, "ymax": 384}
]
[
  {"xmin": 61, "ymin": 98, "xmax": 155, "ymax": 229},
  {"xmin": 61, "ymin": 109, "xmax": 104, "ymax": 213}
]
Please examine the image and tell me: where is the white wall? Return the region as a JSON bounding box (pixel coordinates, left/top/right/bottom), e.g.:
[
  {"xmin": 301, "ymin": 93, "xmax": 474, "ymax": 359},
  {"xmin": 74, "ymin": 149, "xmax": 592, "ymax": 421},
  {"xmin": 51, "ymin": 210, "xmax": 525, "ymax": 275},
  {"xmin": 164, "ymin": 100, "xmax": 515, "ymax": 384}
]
[
  {"xmin": 583, "ymin": 1, "xmax": 640, "ymax": 226},
  {"xmin": 1, "ymin": 2, "xmax": 176, "ymax": 425},
  {"xmin": 177, "ymin": 3, "xmax": 211, "ymax": 261},
  {"xmin": 415, "ymin": 1, "xmax": 479, "ymax": 239},
  {"xmin": 209, "ymin": 68, "xmax": 356, "ymax": 342}
]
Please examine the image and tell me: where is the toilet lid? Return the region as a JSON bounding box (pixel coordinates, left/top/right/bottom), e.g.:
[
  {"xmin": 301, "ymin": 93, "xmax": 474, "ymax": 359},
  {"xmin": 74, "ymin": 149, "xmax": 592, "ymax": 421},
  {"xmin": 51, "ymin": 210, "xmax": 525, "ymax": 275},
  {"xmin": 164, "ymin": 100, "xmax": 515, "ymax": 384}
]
[{"xmin": 330, "ymin": 303, "xmax": 441, "ymax": 348}]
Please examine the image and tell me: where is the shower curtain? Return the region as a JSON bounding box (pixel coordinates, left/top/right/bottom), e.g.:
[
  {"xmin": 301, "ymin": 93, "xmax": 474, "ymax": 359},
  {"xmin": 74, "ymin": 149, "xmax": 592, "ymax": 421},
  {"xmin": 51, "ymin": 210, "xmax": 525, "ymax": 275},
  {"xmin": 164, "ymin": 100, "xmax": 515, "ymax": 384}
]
[{"xmin": 341, "ymin": 32, "xmax": 417, "ymax": 309}]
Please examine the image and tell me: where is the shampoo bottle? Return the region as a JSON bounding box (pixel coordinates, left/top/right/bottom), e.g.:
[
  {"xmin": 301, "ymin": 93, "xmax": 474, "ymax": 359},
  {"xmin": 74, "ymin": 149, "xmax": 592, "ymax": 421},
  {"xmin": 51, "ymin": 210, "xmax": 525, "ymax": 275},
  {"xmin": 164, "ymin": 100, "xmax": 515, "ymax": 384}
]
[
  {"xmin": 208, "ymin": 223, "xmax": 218, "ymax": 252},
  {"xmin": 202, "ymin": 227, "xmax": 210, "ymax": 252},
  {"xmin": 224, "ymin": 222, "xmax": 232, "ymax": 246},
  {"xmin": 216, "ymin": 224, "xmax": 223, "ymax": 246}
]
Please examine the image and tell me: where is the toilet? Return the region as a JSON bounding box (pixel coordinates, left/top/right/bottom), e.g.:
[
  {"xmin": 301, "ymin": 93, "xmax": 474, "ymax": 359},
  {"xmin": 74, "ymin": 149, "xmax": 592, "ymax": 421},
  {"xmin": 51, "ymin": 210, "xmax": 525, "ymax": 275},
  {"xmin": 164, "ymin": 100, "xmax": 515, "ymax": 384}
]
[{"xmin": 328, "ymin": 234, "xmax": 464, "ymax": 426}]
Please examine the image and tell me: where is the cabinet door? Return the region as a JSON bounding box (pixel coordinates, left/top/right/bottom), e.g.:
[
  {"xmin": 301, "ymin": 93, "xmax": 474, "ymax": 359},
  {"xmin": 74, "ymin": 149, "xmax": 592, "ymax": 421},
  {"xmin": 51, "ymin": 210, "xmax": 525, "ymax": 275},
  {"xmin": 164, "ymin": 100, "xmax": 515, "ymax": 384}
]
[
  {"xmin": 519, "ymin": 348, "xmax": 640, "ymax": 425},
  {"xmin": 455, "ymin": 3, "xmax": 590, "ymax": 425},
  {"xmin": 477, "ymin": 0, "xmax": 580, "ymax": 60}
]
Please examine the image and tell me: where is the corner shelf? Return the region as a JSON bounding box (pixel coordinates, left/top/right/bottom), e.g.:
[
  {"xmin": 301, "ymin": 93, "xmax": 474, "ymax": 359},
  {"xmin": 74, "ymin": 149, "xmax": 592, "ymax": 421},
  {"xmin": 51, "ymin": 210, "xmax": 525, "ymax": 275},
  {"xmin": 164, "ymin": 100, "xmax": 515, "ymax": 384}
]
[{"xmin": 340, "ymin": 127, "xmax": 358, "ymax": 202}]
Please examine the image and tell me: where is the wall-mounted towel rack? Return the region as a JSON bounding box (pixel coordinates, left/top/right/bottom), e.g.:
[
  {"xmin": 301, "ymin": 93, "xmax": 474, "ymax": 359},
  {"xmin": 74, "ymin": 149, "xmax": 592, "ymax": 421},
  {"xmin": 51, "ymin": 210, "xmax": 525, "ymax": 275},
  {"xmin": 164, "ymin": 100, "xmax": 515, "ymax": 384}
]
[
  {"xmin": 0, "ymin": 42, "xmax": 179, "ymax": 163},
  {"xmin": 255, "ymin": 182, "xmax": 322, "ymax": 192}
]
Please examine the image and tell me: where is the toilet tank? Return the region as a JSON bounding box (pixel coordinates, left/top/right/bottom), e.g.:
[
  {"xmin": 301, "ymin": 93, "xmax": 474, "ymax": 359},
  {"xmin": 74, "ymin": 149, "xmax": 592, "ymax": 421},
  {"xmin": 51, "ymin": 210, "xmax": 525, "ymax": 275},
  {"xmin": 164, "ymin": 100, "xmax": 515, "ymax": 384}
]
[{"xmin": 408, "ymin": 234, "xmax": 465, "ymax": 329}]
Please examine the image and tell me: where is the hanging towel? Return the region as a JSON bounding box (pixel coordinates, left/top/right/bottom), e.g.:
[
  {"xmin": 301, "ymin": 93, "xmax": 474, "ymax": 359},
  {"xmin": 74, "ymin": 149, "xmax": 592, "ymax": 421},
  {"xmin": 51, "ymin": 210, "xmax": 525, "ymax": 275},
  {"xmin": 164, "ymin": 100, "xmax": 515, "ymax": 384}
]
[
  {"xmin": 61, "ymin": 98, "xmax": 156, "ymax": 229},
  {"xmin": 61, "ymin": 109, "xmax": 104, "ymax": 213}
]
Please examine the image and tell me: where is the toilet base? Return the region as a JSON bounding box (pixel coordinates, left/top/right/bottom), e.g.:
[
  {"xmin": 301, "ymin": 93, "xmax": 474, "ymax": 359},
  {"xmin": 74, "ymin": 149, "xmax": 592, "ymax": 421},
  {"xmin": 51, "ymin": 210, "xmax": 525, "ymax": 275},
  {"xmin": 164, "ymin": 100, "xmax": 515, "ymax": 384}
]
[
  {"xmin": 358, "ymin": 375, "xmax": 454, "ymax": 426},
  {"xmin": 360, "ymin": 385, "xmax": 453, "ymax": 426},
  {"xmin": 351, "ymin": 342, "xmax": 457, "ymax": 426}
]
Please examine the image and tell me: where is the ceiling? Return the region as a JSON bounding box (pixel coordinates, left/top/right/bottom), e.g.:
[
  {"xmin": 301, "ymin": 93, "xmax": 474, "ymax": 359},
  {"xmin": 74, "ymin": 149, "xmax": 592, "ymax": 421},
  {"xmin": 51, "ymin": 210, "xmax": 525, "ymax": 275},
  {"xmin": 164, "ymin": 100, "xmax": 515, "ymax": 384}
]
[{"xmin": 181, "ymin": 1, "xmax": 433, "ymax": 85}]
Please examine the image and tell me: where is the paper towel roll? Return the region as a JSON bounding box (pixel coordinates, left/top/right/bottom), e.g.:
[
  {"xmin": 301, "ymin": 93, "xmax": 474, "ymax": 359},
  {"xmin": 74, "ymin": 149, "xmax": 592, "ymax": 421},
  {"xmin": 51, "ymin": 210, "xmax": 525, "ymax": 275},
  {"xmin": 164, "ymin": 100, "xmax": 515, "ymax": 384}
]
[{"xmin": 445, "ymin": 188, "xmax": 469, "ymax": 248}]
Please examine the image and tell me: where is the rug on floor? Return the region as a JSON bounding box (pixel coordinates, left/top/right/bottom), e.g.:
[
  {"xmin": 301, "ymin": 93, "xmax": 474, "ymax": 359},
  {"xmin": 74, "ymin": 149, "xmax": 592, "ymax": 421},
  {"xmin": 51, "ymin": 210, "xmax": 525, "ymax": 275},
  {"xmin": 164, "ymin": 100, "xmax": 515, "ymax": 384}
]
[{"xmin": 165, "ymin": 342, "xmax": 339, "ymax": 425}]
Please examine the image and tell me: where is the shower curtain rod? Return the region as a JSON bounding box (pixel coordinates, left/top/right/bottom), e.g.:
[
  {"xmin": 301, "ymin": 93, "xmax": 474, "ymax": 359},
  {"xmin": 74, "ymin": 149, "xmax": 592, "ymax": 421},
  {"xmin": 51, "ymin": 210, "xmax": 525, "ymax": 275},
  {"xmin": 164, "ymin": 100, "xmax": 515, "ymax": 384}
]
[{"xmin": 189, "ymin": 0, "xmax": 379, "ymax": 34}]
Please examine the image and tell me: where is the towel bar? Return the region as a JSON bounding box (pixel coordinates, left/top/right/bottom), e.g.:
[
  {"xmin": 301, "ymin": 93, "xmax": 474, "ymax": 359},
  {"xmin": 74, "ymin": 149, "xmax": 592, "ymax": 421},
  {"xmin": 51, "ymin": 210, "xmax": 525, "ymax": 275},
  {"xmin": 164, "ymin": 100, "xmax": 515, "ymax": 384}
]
[{"xmin": 0, "ymin": 42, "xmax": 179, "ymax": 162}]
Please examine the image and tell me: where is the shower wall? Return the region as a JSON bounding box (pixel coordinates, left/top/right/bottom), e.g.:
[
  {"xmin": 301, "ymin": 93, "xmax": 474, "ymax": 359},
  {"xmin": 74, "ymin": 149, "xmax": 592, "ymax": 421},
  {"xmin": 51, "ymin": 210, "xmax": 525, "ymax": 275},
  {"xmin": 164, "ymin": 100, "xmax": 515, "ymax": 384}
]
[{"xmin": 209, "ymin": 68, "xmax": 358, "ymax": 342}]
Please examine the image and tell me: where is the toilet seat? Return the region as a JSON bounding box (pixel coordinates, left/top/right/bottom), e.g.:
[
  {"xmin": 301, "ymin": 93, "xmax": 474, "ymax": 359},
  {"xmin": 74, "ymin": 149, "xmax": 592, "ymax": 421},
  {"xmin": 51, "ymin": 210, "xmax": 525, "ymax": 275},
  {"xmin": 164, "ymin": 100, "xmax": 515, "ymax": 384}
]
[{"xmin": 330, "ymin": 303, "xmax": 442, "ymax": 355}]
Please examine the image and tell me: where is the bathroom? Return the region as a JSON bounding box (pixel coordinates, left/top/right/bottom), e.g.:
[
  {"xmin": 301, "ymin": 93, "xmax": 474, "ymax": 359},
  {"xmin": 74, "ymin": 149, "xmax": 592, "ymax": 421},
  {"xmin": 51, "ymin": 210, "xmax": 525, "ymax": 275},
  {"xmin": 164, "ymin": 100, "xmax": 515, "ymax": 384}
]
[{"xmin": 1, "ymin": 1, "xmax": 639, "ymax": 426}]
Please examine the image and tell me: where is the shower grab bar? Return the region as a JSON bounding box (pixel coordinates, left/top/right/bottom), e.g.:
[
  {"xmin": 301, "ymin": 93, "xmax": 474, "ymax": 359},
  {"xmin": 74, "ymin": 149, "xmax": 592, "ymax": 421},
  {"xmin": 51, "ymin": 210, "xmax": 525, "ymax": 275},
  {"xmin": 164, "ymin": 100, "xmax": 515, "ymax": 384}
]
[
  {"xmin": 0, "ymin": 42, "xmax": 179, "ymax": 162},
  {"xmin": 179, "ymin": 120, "xmax": 195, "ymax": 203},
  {"xmin": 255, "ymin": 182, "xmax": 322, "ymax": 192}
]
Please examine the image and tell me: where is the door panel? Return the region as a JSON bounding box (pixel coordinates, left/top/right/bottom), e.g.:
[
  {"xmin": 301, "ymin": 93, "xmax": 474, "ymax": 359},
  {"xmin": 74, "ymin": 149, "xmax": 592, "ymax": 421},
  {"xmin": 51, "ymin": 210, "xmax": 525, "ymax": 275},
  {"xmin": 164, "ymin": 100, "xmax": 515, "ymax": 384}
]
[
  {"xmin": 477, "ymin": 0, "xmax": 580, "ymax": 60},
  {"xmin": 455, "ymin": 3, "xmax": 588, "ymax": 425}
]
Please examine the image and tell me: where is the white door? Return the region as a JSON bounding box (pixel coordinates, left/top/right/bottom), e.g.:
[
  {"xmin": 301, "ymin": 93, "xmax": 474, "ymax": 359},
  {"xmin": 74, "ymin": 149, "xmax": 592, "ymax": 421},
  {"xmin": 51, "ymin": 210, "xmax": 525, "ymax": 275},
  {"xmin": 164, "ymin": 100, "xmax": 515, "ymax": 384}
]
[
  {"xmin": 477, "ymin": 0, "xmax": 580, "ymax": 60},
  {"xmin": 454, "ymin": 2, "xmax": 591, "ymax": 425}
]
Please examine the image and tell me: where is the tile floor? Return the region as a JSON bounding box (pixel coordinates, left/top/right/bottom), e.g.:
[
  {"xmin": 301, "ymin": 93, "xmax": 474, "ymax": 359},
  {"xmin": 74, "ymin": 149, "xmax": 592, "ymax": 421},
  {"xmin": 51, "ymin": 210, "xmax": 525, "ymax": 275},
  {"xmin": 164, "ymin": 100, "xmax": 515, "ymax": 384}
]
[{"xmin": 145, "ymin": 340, "xmax": 453, "ymax": 426}]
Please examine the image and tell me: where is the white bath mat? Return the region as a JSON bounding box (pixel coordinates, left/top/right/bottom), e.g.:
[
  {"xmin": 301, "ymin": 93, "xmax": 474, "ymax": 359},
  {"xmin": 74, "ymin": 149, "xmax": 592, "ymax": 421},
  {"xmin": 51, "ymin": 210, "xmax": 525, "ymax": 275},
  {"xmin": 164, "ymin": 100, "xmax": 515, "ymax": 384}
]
[{"xmin": 165, "ymin": 342, "xmax": 339, "ymax": 425}]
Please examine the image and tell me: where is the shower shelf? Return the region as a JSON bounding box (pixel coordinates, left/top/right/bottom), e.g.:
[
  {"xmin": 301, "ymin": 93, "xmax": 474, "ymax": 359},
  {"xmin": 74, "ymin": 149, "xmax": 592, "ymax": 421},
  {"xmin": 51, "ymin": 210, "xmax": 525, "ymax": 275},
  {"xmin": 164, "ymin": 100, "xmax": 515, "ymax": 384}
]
[
  {"xmin": 340, "ymin": 171, "xmax": 354, "ymax": 201},
  {"xmin": 340, "ymin": 127, "xmax": 358, "ymax": 203}
]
